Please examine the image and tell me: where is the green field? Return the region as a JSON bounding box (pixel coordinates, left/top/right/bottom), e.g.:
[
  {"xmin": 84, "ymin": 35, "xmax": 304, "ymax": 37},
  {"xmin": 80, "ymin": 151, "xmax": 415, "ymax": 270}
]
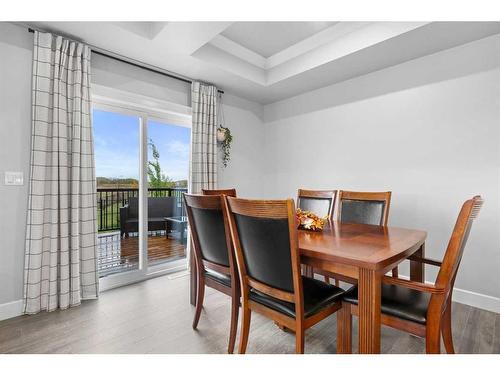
[{"xmin": 97, "ymin": 201, "xmax": 121, "ymax": 232}]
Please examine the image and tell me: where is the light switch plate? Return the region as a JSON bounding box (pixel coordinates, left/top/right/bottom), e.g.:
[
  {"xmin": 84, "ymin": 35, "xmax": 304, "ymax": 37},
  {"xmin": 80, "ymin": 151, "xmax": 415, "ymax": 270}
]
[{"xmin": 4, "ymin": 171, "xmax": 24, "ymax": 186}]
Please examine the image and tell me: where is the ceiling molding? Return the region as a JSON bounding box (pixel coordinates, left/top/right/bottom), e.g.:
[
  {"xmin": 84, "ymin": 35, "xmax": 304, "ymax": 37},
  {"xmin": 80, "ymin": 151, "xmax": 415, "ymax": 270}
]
[
  {"xmin": 23, "ymin": 21, "xmax": 500, "ymax": 105},
  {"xmin": 210, "ymin": 35, "xmax": 267, "ymax": 69}
]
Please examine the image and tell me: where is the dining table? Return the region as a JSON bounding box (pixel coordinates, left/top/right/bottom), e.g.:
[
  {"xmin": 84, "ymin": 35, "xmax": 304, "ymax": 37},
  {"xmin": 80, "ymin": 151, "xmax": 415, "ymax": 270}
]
[
  {"xmin": 299, "ymin": 220, "xmax": 427, "ymax": 354},
  {"xmin": 188, "ymin": 219, "xmax": 427, "ymax": 354}
]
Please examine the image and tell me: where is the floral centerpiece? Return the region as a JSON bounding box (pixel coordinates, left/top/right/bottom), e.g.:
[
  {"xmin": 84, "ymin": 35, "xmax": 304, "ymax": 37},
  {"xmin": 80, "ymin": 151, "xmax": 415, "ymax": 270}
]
[{"xmin": 296, "ymin": 208, "xmax": 327, "ymax": 231}]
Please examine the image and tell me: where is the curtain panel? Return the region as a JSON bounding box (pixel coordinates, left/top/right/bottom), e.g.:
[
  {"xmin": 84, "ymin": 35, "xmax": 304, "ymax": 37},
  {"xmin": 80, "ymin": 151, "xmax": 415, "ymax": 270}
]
[
  {"xmin": 189, "ymin": 82, "xmax": 218, "ymax": 194},
  {"xmin": 24, "ymin": 31, "xmax": 99, "ymax": 314}
]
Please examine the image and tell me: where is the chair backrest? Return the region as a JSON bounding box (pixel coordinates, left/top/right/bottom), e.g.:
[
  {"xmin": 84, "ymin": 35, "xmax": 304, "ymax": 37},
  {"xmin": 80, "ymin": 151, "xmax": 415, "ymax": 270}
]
[
  {"xmin": 435, "ymin": 196, "xmax": 483, "ymax": 296},
  {"xmin": 338, "ymin": 191, "xmax": 392, "ymax": 226},
  {"xmin": 184, "ymin": 194, "xmax": 233, "ymax": 271},
  {"xmin": 148, "ymin": 196, "xmax": 176, "ymax": 218},
  {"xmin": 128, "ymin": 197, "xmax": 139, "ymax": 218},
  {"xmin": 202, "ymin": 188, "xmax": 237, "ymax": 197},
  {"xmin": 225, "ymin": 197, "xmax": 303, "ymax": 307},
  {"xmin": 297, "ymin": 189, "xmax": 336, "ymax": 221},
  {"xmin": 127, "ymin": 196, "xmax": 176, "ymax": 219}
]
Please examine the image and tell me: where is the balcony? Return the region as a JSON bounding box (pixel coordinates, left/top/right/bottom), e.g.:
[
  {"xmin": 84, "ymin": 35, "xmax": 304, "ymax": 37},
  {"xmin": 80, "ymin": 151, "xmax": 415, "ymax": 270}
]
[{"xmin": 97, "ymin": 187, "xmax": 188, "ymax": 277}]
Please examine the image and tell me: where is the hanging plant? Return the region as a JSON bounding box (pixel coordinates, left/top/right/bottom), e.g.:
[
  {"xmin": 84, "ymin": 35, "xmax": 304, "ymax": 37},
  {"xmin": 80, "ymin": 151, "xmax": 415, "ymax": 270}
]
[
  {"xmin": 217, "ymin": 92, "xmax": 232, "ymax": 168},
  {"xmin": 217, "ymin": 126, "xmax": 232, "ymax": 168}
]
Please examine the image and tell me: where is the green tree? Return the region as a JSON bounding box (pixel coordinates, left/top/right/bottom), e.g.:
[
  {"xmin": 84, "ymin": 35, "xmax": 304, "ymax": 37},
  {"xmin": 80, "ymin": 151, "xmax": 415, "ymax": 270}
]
[{"xmin": 147, "ymin": 139, "xmax": 175, "ymax": 188}]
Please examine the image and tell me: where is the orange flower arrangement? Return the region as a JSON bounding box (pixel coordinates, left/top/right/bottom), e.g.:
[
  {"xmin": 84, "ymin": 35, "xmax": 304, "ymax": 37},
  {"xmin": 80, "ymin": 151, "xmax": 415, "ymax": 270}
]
[{"xmin": 296, "ymin": 208, "xmax": 327, "ymax": 231}]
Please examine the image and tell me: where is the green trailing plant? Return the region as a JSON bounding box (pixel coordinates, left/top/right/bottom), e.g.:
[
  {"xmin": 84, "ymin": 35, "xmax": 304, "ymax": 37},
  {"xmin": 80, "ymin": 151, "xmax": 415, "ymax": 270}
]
[{"xmin": 218, "ymin": 126, "xmax": 232, "ymax": 168}]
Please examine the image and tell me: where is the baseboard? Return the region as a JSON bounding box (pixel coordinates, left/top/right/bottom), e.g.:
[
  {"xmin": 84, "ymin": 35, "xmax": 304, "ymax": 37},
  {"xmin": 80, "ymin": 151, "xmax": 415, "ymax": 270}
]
[
  {"xmin": 398, "ymin": 274, "xmax": 500, "ymax": 314},
  {"xmin": 0, "ymin": 299, "xmax": 23, "ymax": 321},
  {"xmin": 451, "ymin": 287, "xmax": 500, "ymax": 314}
]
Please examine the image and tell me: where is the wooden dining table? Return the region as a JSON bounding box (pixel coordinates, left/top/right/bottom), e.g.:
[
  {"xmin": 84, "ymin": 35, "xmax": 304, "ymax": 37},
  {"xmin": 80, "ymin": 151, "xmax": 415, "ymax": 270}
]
[
  {"xmin": 299, "ymin": 220, "xmax": 427, "ymax": 354},
  {"xmin": 188, "ymin": 219, "xmax": 427, "ymax": 354}
]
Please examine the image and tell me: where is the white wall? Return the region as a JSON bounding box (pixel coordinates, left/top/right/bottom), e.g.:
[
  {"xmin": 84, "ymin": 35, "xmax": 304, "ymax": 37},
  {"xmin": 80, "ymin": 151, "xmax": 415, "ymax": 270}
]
[
  {"xmin": 218, "ymin": 93, "xmax": 266, "ymax": 198},
  {"xmin": 264, "ymin": 33, "xmax": 500, "ymax": 309},
  {"xmin": 92, "ymin": 53, "xmax": 191, "ymax": 107},
  {"xmin": 0, "ymin": 23, "xmax": 32, "ymax": 315}
]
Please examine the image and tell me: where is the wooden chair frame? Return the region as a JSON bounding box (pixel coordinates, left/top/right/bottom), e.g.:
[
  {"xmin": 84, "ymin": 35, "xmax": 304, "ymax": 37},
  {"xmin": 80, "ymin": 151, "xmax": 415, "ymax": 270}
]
[
  {"xmin": 224, "ymin": 197, "xmax": 342, "ymax": 354},
  {"xmin": 338, "ymin": 196, "xmax": 483, "ymax": 354},
  {"xmin": 297, "ymin": 189, "xmax": 337, "ymax": 221},
  {"xmin": 184, "ymin": 193, "xmax": 240, "ymax": 354},
  {"xmin": 202, "ymin": 188, "xmax": 237, "ymax": 197}
]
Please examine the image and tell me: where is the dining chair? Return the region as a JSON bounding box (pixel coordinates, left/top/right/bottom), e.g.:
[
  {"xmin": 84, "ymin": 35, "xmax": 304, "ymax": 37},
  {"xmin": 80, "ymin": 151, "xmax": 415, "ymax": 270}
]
[
  {"xmin": 297, "ymin": 189, "xmax": 336, "ymax": 221},
  {"xmin": 338, "ymin": 195, "xmax": 483, "ymax": 354},
  {"xmin": 183, "ymin": 193, "xmax": 240, "ymax": 354},
  {"xmin": 202, "ymin": 188, "xmax": 237, "ymax": 197},
  {"xmin": 297, "ymin": 189, "xmax": 337, "ymax": 282},
  {"xmin": 224, "ymin": 197, "xmax": 345, "ymax": 354},
  {"xmin": 337, "ymin": 190, "xmax": 392, "ymax": 226},
  {"xmin": 338, "ymin": 190, "xmax": 396, "ymax": 278}
]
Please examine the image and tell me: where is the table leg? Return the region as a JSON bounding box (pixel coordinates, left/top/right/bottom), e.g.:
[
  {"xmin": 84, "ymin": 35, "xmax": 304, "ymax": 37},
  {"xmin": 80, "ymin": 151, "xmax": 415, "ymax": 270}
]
[
  {"xmin": 358, "ymin": 268, "xmax": 381, "ymax": 354},
  {"xmin": 410, "ymin": 243, "xmax": 425, "ymax": 282},
  {"xmin": 337, "ymin": 303, "xmax": 352, "ymax": 353}
]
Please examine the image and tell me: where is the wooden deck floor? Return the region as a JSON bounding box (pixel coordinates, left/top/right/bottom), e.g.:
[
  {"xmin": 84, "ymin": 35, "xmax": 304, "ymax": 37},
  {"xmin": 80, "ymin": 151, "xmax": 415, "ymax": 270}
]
[
  {"xmin": 1, "ymin": 273, "xmax": 499, "ymax": 354},
  {"xmin": 98, "ymin": 232, "xmax": 186, "ymax": 276}
]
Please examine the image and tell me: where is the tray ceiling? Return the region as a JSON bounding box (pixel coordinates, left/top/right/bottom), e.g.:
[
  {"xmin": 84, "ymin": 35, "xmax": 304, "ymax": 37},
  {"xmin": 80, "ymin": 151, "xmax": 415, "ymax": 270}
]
[{"xmin": 26, "ymin": 21, "xmax": 500, "ymax": 104}]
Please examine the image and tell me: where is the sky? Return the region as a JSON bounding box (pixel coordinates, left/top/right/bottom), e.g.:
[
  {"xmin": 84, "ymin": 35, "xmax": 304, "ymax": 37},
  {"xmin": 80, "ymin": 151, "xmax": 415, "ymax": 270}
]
[{"xmin": 93, "ymin": 109, "xmax": 190, "ymax": 181}]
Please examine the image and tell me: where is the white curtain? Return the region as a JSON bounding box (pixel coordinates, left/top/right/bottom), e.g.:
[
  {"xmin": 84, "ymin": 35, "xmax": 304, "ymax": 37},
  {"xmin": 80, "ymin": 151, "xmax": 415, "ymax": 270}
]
[
  {"xmin": 24, "ymin": 31, "xmax": 98, "ymax": 314},
  {"xmin": 189, "ymin": 82, "xmax": 218, "ymax": 193}
]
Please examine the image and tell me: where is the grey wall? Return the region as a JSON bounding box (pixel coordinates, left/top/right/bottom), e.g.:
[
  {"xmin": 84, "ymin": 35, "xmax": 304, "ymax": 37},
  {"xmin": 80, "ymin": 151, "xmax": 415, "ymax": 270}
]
[
  {"xmin": 264, "ymin": 33, "xmax": 500, "ymax": 301},
  {"xmin": 0, "ymin": 23, "xmax": 32, "ymax": 305}
]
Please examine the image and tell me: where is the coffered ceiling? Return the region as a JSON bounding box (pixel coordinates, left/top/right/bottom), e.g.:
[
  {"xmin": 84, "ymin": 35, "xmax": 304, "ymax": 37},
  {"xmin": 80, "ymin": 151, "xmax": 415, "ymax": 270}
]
[
  {"xmin": 220, "ymin": 22, "xmax": 335, "ymax": 58},
  {"xmin": 26, "ymin": 21, "xmax": 500, "ymax": 104}
]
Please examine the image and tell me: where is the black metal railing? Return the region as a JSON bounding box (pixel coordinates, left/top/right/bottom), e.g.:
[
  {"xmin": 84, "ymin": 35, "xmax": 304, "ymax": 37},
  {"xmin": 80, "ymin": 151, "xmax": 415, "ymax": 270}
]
[{"xmin": 97, "ymin": 187, "xmax": 187, "ymax": 232}]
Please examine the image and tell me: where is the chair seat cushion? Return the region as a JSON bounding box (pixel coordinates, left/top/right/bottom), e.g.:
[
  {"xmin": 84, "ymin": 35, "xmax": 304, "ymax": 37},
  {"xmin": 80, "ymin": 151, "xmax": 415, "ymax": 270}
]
[
  {"xmin": 343, "ymin": 284, "xmax": 430, "ymax": 324},
  {"xmin": 204, "ymin": 269, "xmax": 231, "ymax": 288},
  {"xmin": 249, "ymin": 276, "xmax": 344, "ymax": 318}
]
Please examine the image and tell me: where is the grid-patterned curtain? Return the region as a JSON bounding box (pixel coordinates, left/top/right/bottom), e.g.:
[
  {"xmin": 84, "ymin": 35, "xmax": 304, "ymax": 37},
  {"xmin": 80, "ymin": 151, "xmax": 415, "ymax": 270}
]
[
  {"xmin": 24, "ymin": 31, "xmax": 98, "ymax": 314},
  {"xmin": 189, "ymin": 82, "xmax": 218, "ymax": 193}
]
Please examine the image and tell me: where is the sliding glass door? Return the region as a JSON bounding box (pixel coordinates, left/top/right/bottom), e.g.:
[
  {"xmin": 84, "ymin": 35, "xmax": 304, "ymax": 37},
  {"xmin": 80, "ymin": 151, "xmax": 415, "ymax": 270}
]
[
  {"xmin": 91, "ymin": 91, "xmax": 191, "ymax": 290},
  {"xmin": 147, "ymin": 120, "xmax": 190, "ymax": 270}
]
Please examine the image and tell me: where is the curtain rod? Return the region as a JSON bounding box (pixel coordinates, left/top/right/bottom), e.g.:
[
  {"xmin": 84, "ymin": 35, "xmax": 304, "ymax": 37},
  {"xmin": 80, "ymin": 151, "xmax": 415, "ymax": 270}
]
[{"xmin": 27, "ymin": 27, "xmax": 224, "ymax": 95}]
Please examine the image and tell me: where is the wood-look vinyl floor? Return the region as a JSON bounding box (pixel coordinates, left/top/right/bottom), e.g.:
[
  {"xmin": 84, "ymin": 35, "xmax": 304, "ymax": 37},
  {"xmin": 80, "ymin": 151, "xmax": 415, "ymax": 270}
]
[{"xmin": 1, "ymin": 273, "xmax": 499, "ymax": 354}]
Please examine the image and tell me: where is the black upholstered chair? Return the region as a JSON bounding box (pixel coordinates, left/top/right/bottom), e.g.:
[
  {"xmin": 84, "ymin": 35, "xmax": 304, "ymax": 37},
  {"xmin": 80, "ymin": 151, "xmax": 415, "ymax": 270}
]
[
  {"xmin": 184, "ymin": 193, "xmax": 240, "ymax": 354},
  {"xmin": 297, "ymin": 189, "xmax": 336, "ymax": 221},
  {"xmin": 297, "ymin": 189, "xmax": 337, "ymax": 282},
  {"xmin": 224, "ymin": 197, "xmax": 344, "ymax": 354},
  {"xmin": 338, "ymin": 190, "xmax": 397, "ymax": 278},
  {"xmin": 337, "ymin": 190, "xmax": 391, "ymax": 226},
  {"xmin": 202, "ymin": 188, "xmax": 237, "ymax": 197},
  {"xmin": 339, "ymin": 196, "xmax": 483, "ymax": 354}
]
